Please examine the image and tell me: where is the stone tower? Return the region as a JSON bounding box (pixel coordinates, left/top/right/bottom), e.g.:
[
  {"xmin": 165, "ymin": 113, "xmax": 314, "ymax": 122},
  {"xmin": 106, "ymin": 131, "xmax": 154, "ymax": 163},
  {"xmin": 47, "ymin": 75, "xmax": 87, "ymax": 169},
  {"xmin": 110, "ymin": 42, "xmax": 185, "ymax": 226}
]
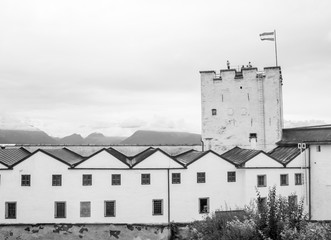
[{"xmin": 200, "ymin": 66, "xmax": 283, "ymax": 153}]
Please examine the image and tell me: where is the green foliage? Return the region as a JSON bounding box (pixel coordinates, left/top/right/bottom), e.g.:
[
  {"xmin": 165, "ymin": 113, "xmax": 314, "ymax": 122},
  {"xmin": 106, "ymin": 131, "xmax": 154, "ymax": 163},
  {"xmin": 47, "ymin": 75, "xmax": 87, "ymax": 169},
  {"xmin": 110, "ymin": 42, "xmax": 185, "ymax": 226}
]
[{"xmin": 188, "ymin": 187, "xmax": 331, "ymax": 240}]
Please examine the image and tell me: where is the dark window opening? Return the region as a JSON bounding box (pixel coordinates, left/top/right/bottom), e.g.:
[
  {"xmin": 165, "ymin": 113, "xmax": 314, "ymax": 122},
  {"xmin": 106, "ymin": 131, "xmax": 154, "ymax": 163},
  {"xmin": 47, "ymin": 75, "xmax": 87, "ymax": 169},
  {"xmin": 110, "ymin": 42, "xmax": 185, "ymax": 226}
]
[
  {"xmin": 105, "ymin": 201, "xmax": 116, "ymax": 217},
  {"xmin": 112, "ymin": 174, "xmax": 121, "ymax": 185},
  {"xmin": 197, "ymin": 172, "xmax": 206, "ymax": 183},
  {"xmin": 249, "ymin": 133, "xmax": 257, "ymax": 139},
  {"xmin": 280, "ymin": 174, "xmax": 289, "ymax": 186},
  {"xmin": 52, "ymin": 175, "xmax": 62, "ymax": 186},
  {"xmin": 227, "ymin": 171, "xmax": 236, "ymax": 182},
  {"xmin": 141, "ymin": 174, "xmax": 150, "ymax": 185},
  {"xmin": 153, "ymin": 200, "xmax": 163, "ymax": 215},
  {"xmin": 172, "ymin": 173, "xmax": 181, "ymax": 184},
  {"xmin": 82, "ymin": 174, "xmax": 92, "ymax": 186},
  {"xmin": 295, "ymin": 173, "xmax": 303, "ymax": 185},
  {"xmin": 288, "ymin": 195, "xmax": 298, "ymax": 206},
  {"xmin": 5, "ymin": 202, "xmax": 16, "ymax": 219},
  {"xmin": 21, "ymin": 175, "xmax": 31, "ymax": 186},
  {"xmin": 212, "ymin": 109, "xmax": 217, "ymax": 116},
  {"xmin": 199, "ymin": 198, "xmax": 209, "ymax": 214},
  {"xmin": 55, "ymin": 202, "xmax": 66, "ymax": 218},
  {"xmin": 257, "ymin": 175, "xmax": 266, "ymax": 187},
  {"xmin": 316, "ymin": 146, "xmax": 321, "ymax": 152},
  {"xmin": 240, "ymin": 86, "xmax": 242, "ymax": 89}
]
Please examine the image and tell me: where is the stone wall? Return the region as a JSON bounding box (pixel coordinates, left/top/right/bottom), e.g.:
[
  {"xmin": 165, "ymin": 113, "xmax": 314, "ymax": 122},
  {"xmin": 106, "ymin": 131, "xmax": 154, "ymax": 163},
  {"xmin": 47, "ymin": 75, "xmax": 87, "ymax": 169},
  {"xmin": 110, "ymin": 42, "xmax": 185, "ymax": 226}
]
[{"xmin": 0, "ymin": 224, "xmax": 170, "ymax": 240}]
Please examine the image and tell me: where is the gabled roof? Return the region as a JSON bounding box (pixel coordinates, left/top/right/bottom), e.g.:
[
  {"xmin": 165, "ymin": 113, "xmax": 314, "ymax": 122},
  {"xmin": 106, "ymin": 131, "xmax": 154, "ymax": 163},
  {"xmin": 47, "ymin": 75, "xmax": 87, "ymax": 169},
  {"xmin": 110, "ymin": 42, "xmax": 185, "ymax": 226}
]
[
  {"xmin": 131, "ymin": 147, "xmax": 185, "ymax": 168},
  {"xmin": 278, "ymin": 125, "xmax": 331, "ymax": 145},
  {"xmin": 73, "ymin": 147, "xmax": 130, "ymax": 167},
  {"xmin": 42, "ymin": 148, "xmax": 84, "ymax": 165},
  {"xmin": 0, "ymin": 147, "xmax": 31, "ymax": 167},
  {"xmin": 268, "ymin": 146, "xmax": 302, "ymax": 165},
  {"xmin": 221, "ymin": 147, "xmax": 262, "ymax": 165},
  {"xmin": 174, "ymin": 150, "xmax": 207, "ymax": 165}
]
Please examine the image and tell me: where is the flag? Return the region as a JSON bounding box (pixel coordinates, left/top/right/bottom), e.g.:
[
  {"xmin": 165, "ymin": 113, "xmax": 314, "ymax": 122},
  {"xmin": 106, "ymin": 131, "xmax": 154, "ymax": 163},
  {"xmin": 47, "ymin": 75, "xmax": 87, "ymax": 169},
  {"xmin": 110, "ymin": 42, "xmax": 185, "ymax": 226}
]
[{"xmin": 260, "ymin": 31, "xmax": 275, "ymax": 41}]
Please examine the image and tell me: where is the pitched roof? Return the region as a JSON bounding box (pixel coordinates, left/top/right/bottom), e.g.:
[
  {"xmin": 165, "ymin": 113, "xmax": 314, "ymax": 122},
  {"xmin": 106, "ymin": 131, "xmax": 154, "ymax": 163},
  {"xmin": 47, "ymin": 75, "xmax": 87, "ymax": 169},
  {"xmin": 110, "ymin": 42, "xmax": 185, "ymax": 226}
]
[
  {"xmin": 278, "ymin": 125, "xmax": 331, "ymax": 145},
  {"xmin": 174, "ymin": 150, "xmax": 207, "ymax": 165},
  {"xmin": 0, "ymin": 147, "xmax": 31, "ymax": 167},
  {"xmin": 42, "ymin": 148, "xmax": 84, "ymax": 165},
  {"xmin": 221, "ymin": 147, "xmax": 261, "ymax": 165},
  {"xmin": 268, "ymin": 146, "xmax": 302, "ymax": 165},
  {"xmin": 131, "ymin": 147, "xmax": 159, "ymax": 166}
]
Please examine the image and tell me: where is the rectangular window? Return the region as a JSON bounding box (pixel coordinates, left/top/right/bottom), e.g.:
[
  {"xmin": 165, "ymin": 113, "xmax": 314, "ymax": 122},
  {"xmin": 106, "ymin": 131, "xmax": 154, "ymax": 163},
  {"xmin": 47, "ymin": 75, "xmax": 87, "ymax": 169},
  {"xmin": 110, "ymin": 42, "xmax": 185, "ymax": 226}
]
[
  {"xmin": 316, "ymin": 145, "xmax": 321, "ymax": 152},
  {"xmin": 280, "ymin": 174, "xmax": 289, "ymax": 186},
  {"xmin": 257, "ymin": 175, "xmax": 266, "ymax": 187},
  {"xmin": 80, "ymin": 202, "xmax": 91, "ymax": 217},
  {"xmin": 172, "ymin": 173, "xmax": 181, "ymax": 184},
  {"xmin": 141, "ymin": 174, "xmax": 150, "ymax": 185},
  {"xmin": 197, "ymin": 172, "xmax": 206, "ymax": 183},
  {"xmin": 295, "ymin": 173, "xmax": 303, "ymax": 185},
  {"xmin": 52, "ymin": 175, "xmax": 62, "ymax": 186},
  {"xmin": 288, "ymin": 195, "xmax": 298, "ymax": 206},
  {"xmin": 5, "ymin": 202, "xmax": 16, "ymax": 219},
  {"xmin": 212, "ymin": 109, "xmax": 217, "ymax": 116},
  {"xmin": 199, "ymin": 198, "xmax": 209, "ymax": 214},
  {"xmin": 54, "ymin": 202, "xmax": 66, "ymax": 218},
  {"xmin": 227, "ymin": 171, "xmax": 236, "ymax": 182},
  {"xmin": 82, "ymin": 174, "xmax": 92, "ymax": 186},
  {"xmin": 153, "ymin": 199, "xmax": 163, "ymax": 215},
  {"xmin": 21, "ymin": 174, "xmax": 31, "ymax": 186},
  {"xmin": 112, "ymin": 174, "xmax": 121, "ymax": 185},
  {"xmin": 105, "ymin": 201, "xmax": 116, "ymax": 217}
]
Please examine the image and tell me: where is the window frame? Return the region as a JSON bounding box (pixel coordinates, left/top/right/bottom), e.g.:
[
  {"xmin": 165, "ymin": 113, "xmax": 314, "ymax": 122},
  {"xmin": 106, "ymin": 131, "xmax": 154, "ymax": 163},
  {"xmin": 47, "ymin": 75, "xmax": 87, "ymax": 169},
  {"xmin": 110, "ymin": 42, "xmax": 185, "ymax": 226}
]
[
  {"xmin": 152, "ymin": 199, "xmax": 163, "ymax": 216},
  {"xmin": 5, "ymin": 202, "xmax": 17, "ymax": 219},
  {"xmin": 21, "ymin": 174, "xmax": 31, "ymax": 186},
  {"xmin": 211, "ymin": 109, "xmax": 217, "ymax": 116},
  {"xmin": 112, "ymin": 174, "xmax": 121, "ymax": 186},
  {"xmin": 227, "ymin": 171, "xmax": 236, "ymax": 182},
  {"xmin": 141, "ymin": 174, "xmax": 150, "ymax": 185},
  {"xmin": 52, "ymin": 174, "xmax": 62, "ymax": 186},
  {"xmin": 54, "ymin": 201, "xmax": 66, "ymax": 218},
  {"xmin": 280, "ymin": 174, "xmax": 289, "ymax": 186},
  {"xmin": 172, "ymin": 173, "xmax": 181, "ymax": 184},
  {"xmin": 82, "ymin": 174, "xmax": 92, "ymax": 186},
  {"xmin": 295, "ymin": 173, "xmax": 303, "ymax": 185},
  {"xmin": 80, "ymin": 201, "xmax": 91, "ymax": 218},
  {"xmin": 257, "ymin": 175, "xmax": 267, "ymax": 187},
  {"xmin": 199, "ymin": 198, "xmax": 209, "ymax": 214},
  {"xmin": 104, "ymin": 201, "xmax": 116, "ymax": 217},
  {"xmin": 197, "ymin": 172, "xmax": 206, "ymax": 183}
]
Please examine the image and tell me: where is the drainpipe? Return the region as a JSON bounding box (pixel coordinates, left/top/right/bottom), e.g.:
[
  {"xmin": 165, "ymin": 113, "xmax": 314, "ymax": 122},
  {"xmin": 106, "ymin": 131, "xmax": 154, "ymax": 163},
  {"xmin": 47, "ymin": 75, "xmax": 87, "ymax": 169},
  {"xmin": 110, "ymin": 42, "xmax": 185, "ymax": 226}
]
[
  {"xmin": 167, "ymin": 169, "xmax": 170, "ymax": 224},
  {"xmin": 308, "ymin": 146, "xmax": 312, "ymax": 220},
  {"xmin": 201, "ymin": 139, "xmax": 204, "ymax": 152}
]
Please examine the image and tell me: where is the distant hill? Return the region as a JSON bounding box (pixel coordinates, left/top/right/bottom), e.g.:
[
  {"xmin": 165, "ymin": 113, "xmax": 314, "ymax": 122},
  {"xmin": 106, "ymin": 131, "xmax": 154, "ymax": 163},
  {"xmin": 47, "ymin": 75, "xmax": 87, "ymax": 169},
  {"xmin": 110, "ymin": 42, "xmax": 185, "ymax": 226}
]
[
  {"xmin": 84, "ymin": 133, "xmax": 125, "ymax": 145},
  {"xmin": 57, "ymin": 133, "xmax": 85, "ymax": 145},
  {"xmin": 120, "ymin": 130, "xmax": 201, "ymax": 145},
  {"xmin": 0, "ymin": 129, "xmax": 57, "ymax": 144}
]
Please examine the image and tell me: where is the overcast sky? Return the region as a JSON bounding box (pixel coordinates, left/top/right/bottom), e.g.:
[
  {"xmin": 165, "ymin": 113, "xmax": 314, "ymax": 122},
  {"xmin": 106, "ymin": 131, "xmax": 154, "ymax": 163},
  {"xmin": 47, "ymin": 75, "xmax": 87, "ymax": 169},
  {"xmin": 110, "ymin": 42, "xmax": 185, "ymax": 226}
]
[{"xmin": 0, "ymin": 0, "xmax": 330, "ymax": 137}]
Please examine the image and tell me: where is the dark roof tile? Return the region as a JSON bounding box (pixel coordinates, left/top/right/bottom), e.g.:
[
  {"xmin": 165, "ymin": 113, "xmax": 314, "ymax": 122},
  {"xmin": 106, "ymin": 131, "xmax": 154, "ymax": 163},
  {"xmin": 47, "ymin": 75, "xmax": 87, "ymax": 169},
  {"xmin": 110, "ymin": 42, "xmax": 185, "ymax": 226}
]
[
  {"xmin": 279, "ymin": 126, "xmax": 331, "ymax": 145},
  {"xmin": 268, "ymin": 146, "xmax": 301, "ymax": 165},
  {"xmin": 0, "ymin": 148, "xmax": 30, "ymax": 166},
  {"xmin": 42, "ymin": 148, "xmax": 84, "ymax": 165},
  {"xmin": 221, "ymin": 147, "xmax": 261, "ymax": 165}
]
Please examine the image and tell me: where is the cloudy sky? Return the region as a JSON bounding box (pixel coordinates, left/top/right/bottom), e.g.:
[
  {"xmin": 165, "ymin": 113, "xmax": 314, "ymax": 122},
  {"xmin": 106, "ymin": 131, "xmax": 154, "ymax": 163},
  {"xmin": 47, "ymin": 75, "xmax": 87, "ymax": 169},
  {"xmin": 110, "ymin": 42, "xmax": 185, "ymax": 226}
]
[{"xmin": 0, "ymin": 0, "xmax": 330, "ymax": 137}]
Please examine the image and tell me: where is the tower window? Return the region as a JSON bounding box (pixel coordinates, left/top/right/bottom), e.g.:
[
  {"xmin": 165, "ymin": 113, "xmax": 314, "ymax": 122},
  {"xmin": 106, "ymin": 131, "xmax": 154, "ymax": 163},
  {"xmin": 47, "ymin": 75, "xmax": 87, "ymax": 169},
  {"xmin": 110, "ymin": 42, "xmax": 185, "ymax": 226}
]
[
  {"xmin": 249, "ymin": 133, "xmax": 257, "ymax": 139},
  {"xmin": 316, "ymin": 146, "xmax": 321, "ymax": 152},
  {"xmin": 212, "ymin": 109, "xmax": 217, "ymax": 116}
]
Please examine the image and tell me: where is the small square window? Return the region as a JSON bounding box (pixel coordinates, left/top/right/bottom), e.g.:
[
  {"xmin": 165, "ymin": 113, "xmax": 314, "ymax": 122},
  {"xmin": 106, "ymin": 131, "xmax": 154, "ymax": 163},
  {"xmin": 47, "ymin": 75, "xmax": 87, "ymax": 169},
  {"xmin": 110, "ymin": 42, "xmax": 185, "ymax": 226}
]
[
  {"xmin": 316, "ymin": 146, "xmax": 321, "ymax": 152},
  {"xmin": 212, "ymin": 109, "xmax": 217, "ymax": 116},
  {"xmin": 105, "ymin": 201, "xmax": 116, "ymax": 217},
  {"xmin": 227, "ymin": 172, "xmax": 236, "ymax": 182},
  {"xmin": 153, "ymin": 199, "xmax": 163, "ymax": 215},
  {"xmin": 21, "ymin": 175, "xmax": 31, "ymax": 186},
  {"xmin": 199, "ymin": 198, "xmax": 209, "ymax": 214},
  {"xmin": 82, "ymin": 174, "xmax": 92, "ymax": 186},
  {"xmin": 141, "ymin": 174, "xmax": 150, "ymax": 185},
  {"xmin": 197, "ymin": 172, "xmax": 206, "ymax": 183},
  {"xmin": 5, "ymin": 202, "xmax": 16, "ymax": 219},
  {"xmin": 52, "ymin": 175, "xmax": 62, "ymax": 186},
  {"xmin": 80, "ymin": 202, "xmax": 91, "ymax": 217},
  {"xmin": 249, "ymin": 133, "xmax": 257, "ymax": 139},
  {"xmin": 257, "ymin": 175, "xmax": 266, "ymax": 187},
  {"xmin": 54, "ymin": 202, "xmax": 66, "ymax": 218},
  {"xmin": 295, "ymin": 173, "xmax": 303, "ymax": 185},
  {"xmin": 112, "ymin": 174, "xmax": 121, "ymax": 185},
  {"xmin": 172, "ymin": 173, "xmax": 181, "ymax": 184},
  {"xmin": 280, "ymin": 174, "xmax": 289, "ymax": 186}
]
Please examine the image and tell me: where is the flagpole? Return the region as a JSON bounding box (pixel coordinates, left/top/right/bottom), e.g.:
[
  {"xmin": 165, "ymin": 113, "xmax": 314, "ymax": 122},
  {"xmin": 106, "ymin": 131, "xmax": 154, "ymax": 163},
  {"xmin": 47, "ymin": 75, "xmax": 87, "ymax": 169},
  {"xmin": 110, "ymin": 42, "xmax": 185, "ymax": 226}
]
[{"xmin": 274, "ymin": 30, "xmax": 278, "ymax": 66}]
